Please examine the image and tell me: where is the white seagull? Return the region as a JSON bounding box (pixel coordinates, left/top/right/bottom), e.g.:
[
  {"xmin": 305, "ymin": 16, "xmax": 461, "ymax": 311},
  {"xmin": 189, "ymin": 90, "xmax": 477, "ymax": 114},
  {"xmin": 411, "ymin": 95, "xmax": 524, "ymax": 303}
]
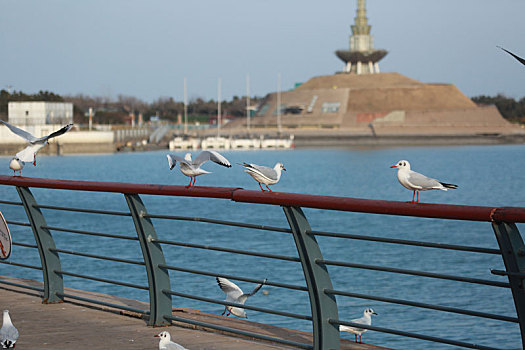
[
  {"xmin": 216, "ymin": 277, "xmax": 267, "ymax": 318},
  {"xmin": 0, "ymin": 120, "xmax": 73, "ymax": 176},
  {"xmin": 0, "ymin": 310, "xmax": 19, "ymax": 349},
  {"xmin": 390, "ymin": 160, "xmax": 457, "ymax": 203},
  {"xmin": 154, "ymin": 331, "xmax": 188, "ymax": 350},
  {"xmin": 340, "ymin": 308, "xmax": 377, "ymax": 343},
  {"xmin": 239, "ymin": 162, "xmax": 286, "ymax": 192},
  {"xmin": 166, "ymin": 150, "xmax": 231, "ymax": 188}
]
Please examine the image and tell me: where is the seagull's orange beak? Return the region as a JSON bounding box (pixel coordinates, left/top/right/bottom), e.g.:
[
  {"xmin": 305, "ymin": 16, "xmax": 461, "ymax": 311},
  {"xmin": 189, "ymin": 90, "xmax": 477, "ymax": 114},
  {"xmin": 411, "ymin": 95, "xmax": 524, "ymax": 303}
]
[
  {"xmin": 154, "ymin": 334, "xmax": 160, "ymax": 338},
  {"xmin": 390, "ymin": 165, "xmax": 397, "ymax": 168}
]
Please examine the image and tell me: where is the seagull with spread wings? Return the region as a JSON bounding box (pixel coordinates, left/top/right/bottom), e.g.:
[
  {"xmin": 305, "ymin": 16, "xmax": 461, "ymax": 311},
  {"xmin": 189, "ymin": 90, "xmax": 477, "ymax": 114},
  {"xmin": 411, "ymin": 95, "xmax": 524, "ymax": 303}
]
[
  {"xmin": 1, "ymin": 120, "xmax": 73, "ymax": 175},
  {"xmin": 166, "ymin": 150, "xmax": 231, "ymax": 188}
]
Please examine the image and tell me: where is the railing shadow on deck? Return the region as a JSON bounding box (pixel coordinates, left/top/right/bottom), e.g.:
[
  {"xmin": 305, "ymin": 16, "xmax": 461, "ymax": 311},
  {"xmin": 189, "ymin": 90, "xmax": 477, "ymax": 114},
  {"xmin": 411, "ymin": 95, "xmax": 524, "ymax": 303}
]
[{"xmin": 0, "ymin": 175, "xmax": 524, "ymax": 350}]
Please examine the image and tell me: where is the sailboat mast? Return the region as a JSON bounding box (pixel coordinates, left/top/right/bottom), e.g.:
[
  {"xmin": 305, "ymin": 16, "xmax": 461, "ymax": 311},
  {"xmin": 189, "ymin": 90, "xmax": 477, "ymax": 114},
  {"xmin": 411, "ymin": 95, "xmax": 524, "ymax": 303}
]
[
  {"xmin": 277, "ymin": 73, "xmax": 282, "ymax": 134},
  {"xmin": 217, "ymin": 77, "xmax": 221, "ymax": 137},
  {"xmin": 183, "ymin": 77, "xmax": 188, "ymax": 134},
  {"xmin": 246, "ymin": 74, "xmax": 251, "ymax": 132}
]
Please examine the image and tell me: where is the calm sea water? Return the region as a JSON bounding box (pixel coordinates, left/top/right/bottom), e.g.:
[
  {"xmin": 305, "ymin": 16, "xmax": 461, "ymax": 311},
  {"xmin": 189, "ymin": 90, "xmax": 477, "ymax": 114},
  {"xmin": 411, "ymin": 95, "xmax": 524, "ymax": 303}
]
[{"xmin": 0, "ymin": 144, "xmax": 524, "ymax": 349}]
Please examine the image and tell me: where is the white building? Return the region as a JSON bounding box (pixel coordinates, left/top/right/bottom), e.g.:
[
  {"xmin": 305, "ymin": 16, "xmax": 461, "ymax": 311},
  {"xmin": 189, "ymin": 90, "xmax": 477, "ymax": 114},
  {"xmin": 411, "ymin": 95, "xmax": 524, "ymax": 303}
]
[{"xmin": 8, "ymin": 101, "xmax": 73, "ymax": 126}]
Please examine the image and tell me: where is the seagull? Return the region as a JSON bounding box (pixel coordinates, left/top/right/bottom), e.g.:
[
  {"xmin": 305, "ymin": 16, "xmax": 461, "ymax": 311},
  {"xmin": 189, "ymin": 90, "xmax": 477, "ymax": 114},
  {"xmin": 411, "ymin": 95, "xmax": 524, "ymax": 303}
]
[
  {"xmin": 340, "ymin": 308, "xmax": 377, "ymax": 343},
  {"xmin": 0, "ymin": 310, "xmax": 19, "ymax": 349},
  {"xmin": 497, "ymin": 46, "xmax": 525, "ymax": 66},
  {"xmin": 154, "ymin": 331, "xmax": 188, "ymax": 350},
  {"xmin": 0, "ymin": 120, "xmax": 73, "ymax": 176},
  {"xmin": 390, "ymin": 160, "xmax": 457, "ymax": 203},
  {"xmin": 166, "ymin": 150, "xmax": 231, "ymax": 188},
  {"xmin": 216, "ymin": 277, "xmax": 267, "ymax": 318},
  {"xmin": 239, "ymin": 162, "xmax": 286, "ymax": 192}
]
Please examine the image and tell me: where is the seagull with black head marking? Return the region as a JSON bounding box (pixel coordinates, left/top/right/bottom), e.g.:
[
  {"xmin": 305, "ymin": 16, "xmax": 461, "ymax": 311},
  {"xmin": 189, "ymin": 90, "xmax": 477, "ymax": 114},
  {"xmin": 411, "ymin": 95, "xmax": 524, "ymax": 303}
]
[
  {"xmin": 340, "ymin": 308, "xmax": 377, "ymax": 343},
  {"xmin": 239, "ymin": 162, "xmax": 286, "ymax": 192},
  {"xmin": 1, "ymin": 120, "xmax": 73, "ymax": 176},
  {"xmin": 166, "ymin": 150, "xmax": 231, "ymax": 188},
  {"xmin": 216, "ymin": 277, "xmax": 267, "ymax": 318},
  {"xmin": 154, "ymin": 331, "xmax": 188, "ymax": 350},
  {"xmin": 390, "ymin": 160, "xmax": 457, "ymax": 203}
]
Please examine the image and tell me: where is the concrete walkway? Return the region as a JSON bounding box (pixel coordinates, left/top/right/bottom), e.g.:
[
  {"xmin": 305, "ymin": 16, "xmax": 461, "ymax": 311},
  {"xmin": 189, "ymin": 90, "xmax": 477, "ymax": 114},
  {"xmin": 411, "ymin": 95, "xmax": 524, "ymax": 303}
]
[{"xmin": 0, "ymin": 277, "xmax": 388, "ymax": 350}]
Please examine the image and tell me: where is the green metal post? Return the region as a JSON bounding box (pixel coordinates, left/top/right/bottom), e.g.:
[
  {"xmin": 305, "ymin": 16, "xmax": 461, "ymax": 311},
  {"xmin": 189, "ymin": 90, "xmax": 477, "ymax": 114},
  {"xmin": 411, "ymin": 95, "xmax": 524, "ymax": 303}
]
[
  {"xmin": 492, "ymin": 222, "xmax": 525, "ymax": 348},
  {"xmin": 125, "ymin": 194, "xmax": 172, "ymax": 326},
  {"xmin": 16, "ymin": 187, "xmax": 63, "ymax": 303},
  {"xmin": 283, "ymin": 206, "xmax": 340, "ymax": 350}
]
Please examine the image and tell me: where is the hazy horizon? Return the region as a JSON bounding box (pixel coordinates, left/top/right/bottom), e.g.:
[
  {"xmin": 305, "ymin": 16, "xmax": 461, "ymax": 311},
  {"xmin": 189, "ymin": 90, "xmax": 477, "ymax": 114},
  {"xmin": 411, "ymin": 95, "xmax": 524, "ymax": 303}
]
[{"xmin": 1, "ymin": 0, "xmax": 524, "ymax": 103}]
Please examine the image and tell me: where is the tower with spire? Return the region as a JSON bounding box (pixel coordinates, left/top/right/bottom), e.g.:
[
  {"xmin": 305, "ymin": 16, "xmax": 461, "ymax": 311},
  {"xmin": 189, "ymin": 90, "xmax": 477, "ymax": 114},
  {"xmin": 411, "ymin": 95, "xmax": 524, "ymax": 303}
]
[{"xmin": 335, "ymin": 0, "xmax": 387, "ymax": 74}]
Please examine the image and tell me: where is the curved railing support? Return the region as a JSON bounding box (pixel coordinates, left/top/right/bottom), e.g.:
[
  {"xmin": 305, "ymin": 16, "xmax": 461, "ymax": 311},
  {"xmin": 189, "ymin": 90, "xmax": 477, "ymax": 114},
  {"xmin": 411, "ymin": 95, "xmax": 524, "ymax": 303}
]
[
  {"xmin": 492, "ymin": 221, "xmax": 525, "ymax": 348},
  {"xmin": 16, "ymin": 186, "xmax": 63, "ymax": 303},
  {"xmin": 125, "ymin": 194, "xmax": 172, "ymax": 326},
  {"xmin": 283, "ymin": 206, "xmax": 340, "ymax": 350}
]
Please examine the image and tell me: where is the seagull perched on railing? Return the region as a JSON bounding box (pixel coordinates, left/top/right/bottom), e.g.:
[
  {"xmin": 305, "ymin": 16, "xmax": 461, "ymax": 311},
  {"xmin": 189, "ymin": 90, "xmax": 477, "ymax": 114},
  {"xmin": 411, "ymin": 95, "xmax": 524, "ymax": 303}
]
[
  {"xmin": 216, "ymin": 277, "xmax": 266, "ymax": 318},
  {"xmin": 166, "ymin": 150, "xmax": 231, "ymax": 188},
  {"xmin": 0, "ymin": 310, "xmax": 19, "ymax": 349},
  {"xmin": 154, "ymin": 331, "xmax": 188, "ymax": 350},
  {"xmin": 0, "ymin": 120, "xmax": 73, "ymax": 176},
  {"xmin": 390, "ymin": 160, "xmax": 457, "ymax": 203},
  {"xmin": 239, "ymin": 162, "xmax": 286, "ymax": 192},
  {"xmin": 340, "ymin": 308, "xmax": 377, "ymax": 343}
]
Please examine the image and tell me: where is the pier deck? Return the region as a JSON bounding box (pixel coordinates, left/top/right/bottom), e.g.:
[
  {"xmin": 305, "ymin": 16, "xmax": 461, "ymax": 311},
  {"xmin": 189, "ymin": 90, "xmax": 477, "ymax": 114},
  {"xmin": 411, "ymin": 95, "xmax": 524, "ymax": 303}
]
[{"xmin": 0, "ymin": 277, "xmax": 386, "ymax": 350}]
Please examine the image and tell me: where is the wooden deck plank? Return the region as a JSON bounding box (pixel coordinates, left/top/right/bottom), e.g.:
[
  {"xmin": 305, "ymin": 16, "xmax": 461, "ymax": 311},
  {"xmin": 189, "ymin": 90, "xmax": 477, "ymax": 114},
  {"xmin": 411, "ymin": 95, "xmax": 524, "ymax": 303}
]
[{"xmin": 0, "ymin": 276, "xmax": 390, "ymax": 349}]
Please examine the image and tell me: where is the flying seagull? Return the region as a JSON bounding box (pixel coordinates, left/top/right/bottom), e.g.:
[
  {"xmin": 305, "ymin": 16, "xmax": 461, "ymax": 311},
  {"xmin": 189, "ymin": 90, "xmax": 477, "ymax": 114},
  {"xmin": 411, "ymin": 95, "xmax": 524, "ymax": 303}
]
[
  {"xmin": 497, "ymin": 46, "xmax": 525, "ymax": 66},
  {"xmin": 166, "ymin": 150, "xmax": 231, "ymax": 188},
  {"xmin": 216, "ymin": 277, "xmax": 266, "ymax": 318},
  {"xmin": 0, "ymin": 310, "xmax": 19, "ymax": 349},
  {"xmin": 340, "ymin": 308, "xmax": 377, "ymax": 343},
  {"xmin": 239, "ymin": 162, "xmax": 286, "ymax": 192},
  {"xmin": 0, "ymin": 120, "xmax": 73, "ymax": 176},
  {"xmin": 154, "ymin": 331, "xmax": 188, "ymax": 350},
  {"xmin": 390, "ymin": 160, "xmax": 457, "ymax": 203}
]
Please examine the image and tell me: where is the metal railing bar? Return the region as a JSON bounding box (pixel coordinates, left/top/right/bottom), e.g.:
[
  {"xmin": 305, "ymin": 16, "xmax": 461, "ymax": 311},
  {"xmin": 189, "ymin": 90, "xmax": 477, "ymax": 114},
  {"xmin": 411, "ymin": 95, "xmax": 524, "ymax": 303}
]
[
  {"xmin": 42, "ymin": 225, "xmax": 138, "ymax": 241},
  {"xmin": 56, "ymin": 270, "xmax": 149, "ymax": 291},
  {"xmin": 319, "ymin": 259, "xmax": 510, "ymax": 288},
  {"xmin": 331, "ymin": 319, "xmax": 498, "ymax": 350},
  {"xmin": 325, "ymin": 288, "xmax": 518, "ymax": 323},
  {"xmin": 0, "ymin": 260, "xmax": 42, "ymax": 270},
  {"xmin": 35, "ymin": 204, "xmax": 131, "ymax": 217},
  {"xmin": 50, "ymin": 248, "xmax": 146, "ymax": 266},
  {"xmin": 0, "ymin": 279, "xmax": 45, "ymax": 292},
  {"xmin": 6, "ymin": 220, "xmax": 31, "ymax": 227},
  {"xmin": 146, "ymin": 213, "xmax": 292, "ymax": 234},
  {"xmin": 56, "ymin": 291, "xmax": 149, "ymax": 315},
  {"xmin": 491, "ymin": 269, "xmax": 525, "ymax": 278},
  {"xmin": 165, "ymin": 314, "xmax": 312, "ymax": 349},
  {"xmin": 0, "ymin": 200, "xmax": 23, "ymax": 206},
  {"xmin": 158, "ymin": 264, "xmax": 308, "ymax": 292},
  {"xmin": 164, "ymin": 289, "xmax": 312, "ymax": 321},
  {"xmin": 309, "ymin": 230, "xmax": 501, "ymax": 255},
  {"xmin": 152, "ymin": 238, "xmax": 301, "ymax": 262},
  {"xmin": 13, "ymin": 242, "xmax": 38, "ymax": 249}
]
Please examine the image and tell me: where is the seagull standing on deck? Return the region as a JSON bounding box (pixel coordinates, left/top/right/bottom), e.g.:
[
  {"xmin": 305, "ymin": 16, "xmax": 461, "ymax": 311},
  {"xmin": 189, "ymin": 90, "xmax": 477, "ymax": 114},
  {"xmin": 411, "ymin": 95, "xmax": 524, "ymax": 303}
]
[
  {"xmin": 154, "ymin": 331, "xmax": 188, "ymax": 350},
  {"xmin": 166, "ymin": 150, "xmax": 231, "ymax": 188},
  {"xmin": 390, "ymin": 160, "xmax": 457, "ymax": 203},
  {"xmin": 239, "ymin": 162, "xmax": 286, "ymax": 192},
  {"xmin": 216, "ymin": 277, "xmax": 267, "ymax": 318},
  {"xmin": 340, "ymin": 308, "xmax": 377, "ymax": 343},
  {"xmin": 0, "ymin": 120, "xmax": 73, "ymax": 176},
  {"xmin": 0, "ymin": 310, "xmax": 19, "ymax": 349}
]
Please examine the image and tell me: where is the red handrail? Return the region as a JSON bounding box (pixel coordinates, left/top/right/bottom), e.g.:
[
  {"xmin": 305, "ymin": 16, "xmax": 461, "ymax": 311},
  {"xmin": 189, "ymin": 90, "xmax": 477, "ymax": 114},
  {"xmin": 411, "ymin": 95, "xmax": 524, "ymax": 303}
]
[{"xmin": 0, "ymin": 175, "xmax": 524, "ymax": 223}]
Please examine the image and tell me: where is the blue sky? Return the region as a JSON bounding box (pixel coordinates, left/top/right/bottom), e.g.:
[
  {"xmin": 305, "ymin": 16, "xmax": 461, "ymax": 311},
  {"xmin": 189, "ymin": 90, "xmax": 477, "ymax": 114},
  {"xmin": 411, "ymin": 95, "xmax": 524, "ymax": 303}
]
[{"xmin": 1, "ymin": 0, "xmax": 524, "ymax": 102}]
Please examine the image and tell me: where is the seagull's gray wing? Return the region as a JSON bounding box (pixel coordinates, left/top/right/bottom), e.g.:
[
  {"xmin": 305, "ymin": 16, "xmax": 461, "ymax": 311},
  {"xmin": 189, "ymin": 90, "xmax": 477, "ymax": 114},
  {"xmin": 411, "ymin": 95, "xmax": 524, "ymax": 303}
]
[
  {"xmin": 194, "ymin": 150, "xmax": 231, "ymax": 168},
  {"xmin": 0, "ymin": 325, "xmax": 18, "ymax": 345},
  {"xmin": 166, "ymin": 341, "xmax": 188, "ymax": 350},
  {"xmin": 216, "ymin": 277, "xmax": 244, "ymax": 301},
  {"xmin": 167, "ymin": 154, "xmax": 190, "ymax": 170},
  {"xmin": 242, "ymin": 163, "xmax": 278, "ymax": 181},
  {"xmin": 0, "ymin": 120, "xmax": 37, "ymax": 142},
  {"xmin": 238, "ymin": 278, "xmax": 267, "ymax": 304},
  {"xmin": 35, "ymin": 123, "xmax": 73, "ymax": 142},
  {"xmin": 406, "ymin": 171, "xmax": 441, "ymax": 189}
]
